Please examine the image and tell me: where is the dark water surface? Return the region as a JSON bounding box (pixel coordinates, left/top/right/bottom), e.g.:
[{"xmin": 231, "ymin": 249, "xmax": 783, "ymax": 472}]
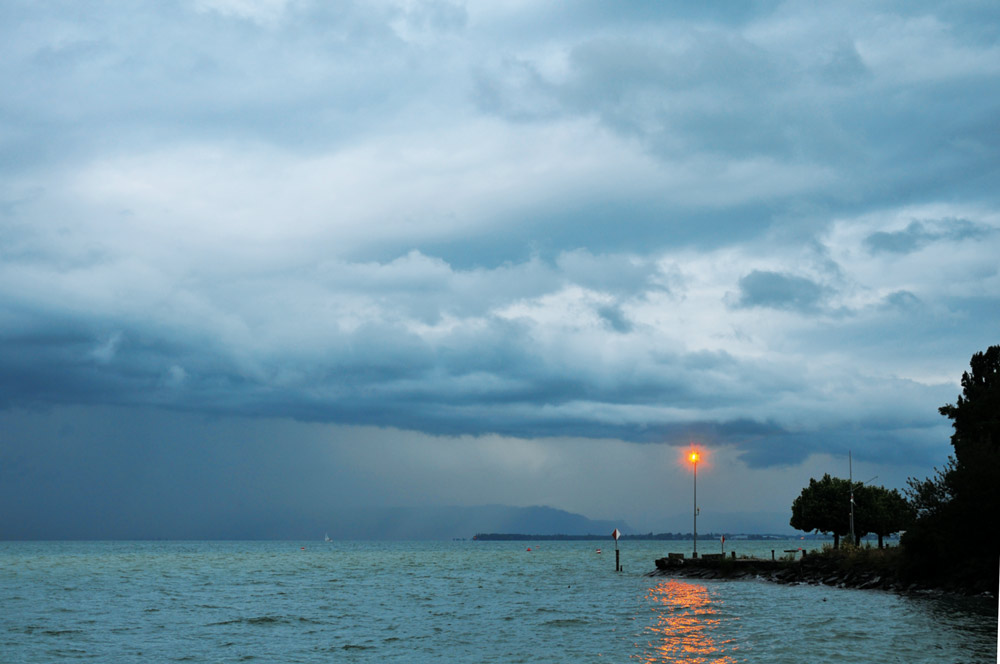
[{"xmin": 1, "ymin": 540, "xmax": 995, "ymax": 662}]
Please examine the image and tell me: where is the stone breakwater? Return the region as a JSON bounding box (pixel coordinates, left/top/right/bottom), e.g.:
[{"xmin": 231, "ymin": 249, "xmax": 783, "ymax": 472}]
[{"xmin": 647, "ymin": 555, "xmax": 991, "ymax": 597}]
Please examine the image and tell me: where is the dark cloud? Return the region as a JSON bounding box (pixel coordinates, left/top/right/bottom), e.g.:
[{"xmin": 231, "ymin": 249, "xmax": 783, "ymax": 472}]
[
  {"xmin": 596, "ymin": 304, "xmax": 633, "ymax": 333},
  {"xmin": 881, "ymin": 290, "xmax": 922, "ymax": 311},
  {"xmin": 733, "ymin": 270, "xmax": 826, "ymax": 311},
  {"xmin": 0, "ymin": 407, "xmax": 373, "ymax": 539},
  {"xmin": 470, "ymin": 5, "xmax": 1000, "ymax": 220},
  {"xmin": 476, "ymin": 31, "xmax": 795, "ymax": 160},
  {"xmin": 864, "ymin": 219, "xmax": 993, "ymax": 254},
  {"xmin": 0, "ymin": 1, "xmax": 998, "ymax": 539}
]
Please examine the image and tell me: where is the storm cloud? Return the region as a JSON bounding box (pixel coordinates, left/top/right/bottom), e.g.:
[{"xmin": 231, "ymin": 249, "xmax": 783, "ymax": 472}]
[
  {"xmin": 1, "ymin": 1, "xmax": 999, "ymax": 537},
  {"xmin": 734, "ymin": 270, "xmax": 826, "ymax": 311}
]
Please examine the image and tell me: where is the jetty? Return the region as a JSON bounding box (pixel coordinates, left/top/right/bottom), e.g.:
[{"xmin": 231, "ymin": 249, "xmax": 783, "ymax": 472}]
[{"xmin": 648, "ymin": 551, "xmax": 925, "ymax": 594}]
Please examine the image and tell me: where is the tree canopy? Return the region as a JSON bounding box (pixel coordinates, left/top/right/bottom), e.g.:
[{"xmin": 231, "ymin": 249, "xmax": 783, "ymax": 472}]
[
  {"xmin": 858, "ymin": 485, "xmax": 914, "ymax": 549},
  {"xmin": 790, "ymin": 474, "xmax": 912, "ymax": 548},
  {"xmin": 902, "ymin": 345, "xmax": 1000, "ymax": 592},
  {"xmin": 939, "ymin": 345, "xmax": 1000, "ymax": 457}
]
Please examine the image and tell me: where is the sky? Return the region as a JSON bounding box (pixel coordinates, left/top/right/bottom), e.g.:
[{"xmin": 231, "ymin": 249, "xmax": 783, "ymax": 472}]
[{"xmin": 2, "ymin": 0, "xmax": 999, "ymax": 539}]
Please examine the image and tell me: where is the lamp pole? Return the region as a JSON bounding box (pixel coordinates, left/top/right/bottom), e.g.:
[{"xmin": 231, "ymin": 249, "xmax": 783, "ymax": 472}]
[
  {"xmin": 849, "ymin": 451, "xmax": 880, "ymax": 547},
  {"xmin": 849, "ymin": 451, "xmax": 854, "ymax": 546},
  {"xmin": 691, "ymin": 451, "xmax": 699, "ymax": 558}
]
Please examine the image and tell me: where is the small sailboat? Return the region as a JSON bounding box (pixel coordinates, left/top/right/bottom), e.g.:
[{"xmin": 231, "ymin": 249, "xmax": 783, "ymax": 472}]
[{"xmin": 324, "ymin": 533, "xmax": 332, "ymax": 543}]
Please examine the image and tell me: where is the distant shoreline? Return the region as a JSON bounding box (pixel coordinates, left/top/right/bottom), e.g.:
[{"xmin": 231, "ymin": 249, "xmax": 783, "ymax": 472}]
[{"xmin": 472, "ymin": 533, "xmax": 840, "ymax": 541}]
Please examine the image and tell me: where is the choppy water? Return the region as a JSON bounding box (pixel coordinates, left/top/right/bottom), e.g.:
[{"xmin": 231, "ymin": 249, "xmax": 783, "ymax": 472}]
[{"xmin": 1, "ymin": 540, "xmax": 995, "ymax": 662}]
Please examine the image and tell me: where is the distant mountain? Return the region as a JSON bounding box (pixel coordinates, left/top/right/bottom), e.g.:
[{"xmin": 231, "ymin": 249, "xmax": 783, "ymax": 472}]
[
  {"xmin": 52, "ymin": 503, "xmax": 631, "ymax": 541},
  {"xmin": 325, "ymin": 505, "xmax": 632, "ymax": 540}
]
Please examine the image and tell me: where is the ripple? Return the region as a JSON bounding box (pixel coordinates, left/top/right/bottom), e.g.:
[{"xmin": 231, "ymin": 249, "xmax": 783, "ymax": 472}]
[
  {"xmin": 542, "ymin": 618, "xmax": 589, "ymax": 627},
  {"xmin": 341, "ymin": 643, "xmax": 374, "ymax": 651},
  {"xmin": 3, "ymin": 541, "xmax": 996, "ymax": 663}
]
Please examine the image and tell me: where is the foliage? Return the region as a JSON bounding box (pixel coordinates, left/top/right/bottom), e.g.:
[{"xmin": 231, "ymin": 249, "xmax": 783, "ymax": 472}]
[
  {"xmin": 810, "ymin": 541, "xmax": 904, "ymax": 577},
  {"xmin": 790, "ymin": 474, "xmax": 855, "ymax": 548},
  {"xmin": 901, "ymin": 345, "xmax": 1000, "ymax": 594},
  {"xmin": 938, "ymin": 345, "xmax": 1000, "ymax": 457},
  {"xmin": 857, "ymin": 485, "xmax": 915, "ymax": 549},
  {"xmin": 790, "ymin": 475, "xmax": 913, "ymax": 549},
  {"xmin": 905, "ymin": 458, "xmax": 955, "ymax": 519}
]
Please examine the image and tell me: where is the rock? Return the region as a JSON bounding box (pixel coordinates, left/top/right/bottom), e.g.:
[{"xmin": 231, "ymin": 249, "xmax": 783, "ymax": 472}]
[{"xmin": 858, "ymin": 576, "xmax": 881, "ymax": 590}]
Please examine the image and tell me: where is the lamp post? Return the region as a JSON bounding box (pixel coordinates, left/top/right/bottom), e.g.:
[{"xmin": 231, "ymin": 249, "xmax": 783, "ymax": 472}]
[
  {"xmin": 689, "ymin": 451, "xmax": 699, "ymax": 558},
  {"xmin": 849, "ymin": 451, "xmax": 854, "ymax": 546},
  {"xmin": 848, "ymin": 451, "xmax": 879, "ymax": 547}
]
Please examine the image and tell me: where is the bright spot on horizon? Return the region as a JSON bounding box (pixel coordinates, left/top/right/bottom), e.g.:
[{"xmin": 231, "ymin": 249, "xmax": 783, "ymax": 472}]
[{"xmin": 682, "ymin": 446, "xmax": 706, "ymax": 471}]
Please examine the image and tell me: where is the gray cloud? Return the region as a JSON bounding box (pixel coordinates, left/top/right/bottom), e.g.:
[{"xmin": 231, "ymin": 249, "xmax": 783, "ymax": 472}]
[
  {"xmin": 881, "ymin": 290, "xmax": 922, "ymax": 311},
  {"xmin": 0, "ymin": 404, "xmax": 942, "ymax": 538},
  {"xmin": 733, "ymin": 270, "xmax": 826, "ymax": 311},
  {"xmin": 471, "ymin": 4, "xmax": 1000, "ymax": 220},
  {"xmin": 1, "ymin": 1, "xmax": 999, "ymax": 538},
  {"xmin": 596, "ymin": 304, "xmax": 633, "ymax": 333},
  {"xmin": 864, "ymin": 219, "xmax": 993, "ymax": 254}
]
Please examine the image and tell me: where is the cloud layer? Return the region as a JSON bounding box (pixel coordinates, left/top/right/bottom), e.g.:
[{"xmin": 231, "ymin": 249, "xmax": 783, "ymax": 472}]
[{"xmin": 3, "ymin": 0, "xmax": 999, "ymax": 482}]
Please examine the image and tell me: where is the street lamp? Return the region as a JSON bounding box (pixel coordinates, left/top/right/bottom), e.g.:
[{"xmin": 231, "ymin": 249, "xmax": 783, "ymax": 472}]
[
  {"xmin": 689, "ymin": 450, "xmax": 700, "ymax": 558},
  {"xmin": 849, "ymin": 451, "xmax": 854, "ymax": 546},
  {"xmin": 848, "ymin": 450, "xmax": 878, "ymax": 546}
]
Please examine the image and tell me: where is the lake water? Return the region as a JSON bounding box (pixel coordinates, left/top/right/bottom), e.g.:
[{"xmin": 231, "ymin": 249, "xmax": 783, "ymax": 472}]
[{"xmin": 2, "ymin": 540, "xmax": 995, "ymax": 662}]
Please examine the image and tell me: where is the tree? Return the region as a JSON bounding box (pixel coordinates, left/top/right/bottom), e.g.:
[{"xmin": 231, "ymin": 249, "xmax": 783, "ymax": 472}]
[
  {"xmin": 939, "ymin": 345, "xmax": 1000, "ymax": 457},
  {"xmin": 856, "ymin": 485, "xmax": 914, "ymax": 549},
  {"xmin": 790, "ymin": 475, "xmax": 914, "ymax": 549},
  {"xmin": 905, "ymin": 457, "xmax": 955, "ymax": 519},
  {"xmin": 937, "ymin": 346, "xmax": 1000, "ymax": 525},
  {"xmin": 902, "ymin": 345, "xmax": 1000, "ymax": 592},
  {"xmin": 790, "ymin": 474, "xmax": 858, "ymax": 548}
]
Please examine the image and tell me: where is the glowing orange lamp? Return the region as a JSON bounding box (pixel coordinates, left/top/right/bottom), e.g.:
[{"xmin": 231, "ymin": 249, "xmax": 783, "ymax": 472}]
[{"xmin": 688, "ymin": 449, "xmax": 700, "ymax": 557}]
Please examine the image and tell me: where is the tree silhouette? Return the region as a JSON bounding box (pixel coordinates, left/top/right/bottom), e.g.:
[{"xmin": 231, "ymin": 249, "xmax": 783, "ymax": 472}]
[
  {"xmin": 790, "ymin": 474, "xmax": 857, "ymax": 548},
  {"xmin": 857, "ymin": 485, "xmax": 914, "ymax": 549},
  {"xmin": 791, "ymin": 475, "xmax": 913, "ymax": 548},
  {"xmin": 902, "ymin": 345, "xmax": 1000, "ymax": 592}
]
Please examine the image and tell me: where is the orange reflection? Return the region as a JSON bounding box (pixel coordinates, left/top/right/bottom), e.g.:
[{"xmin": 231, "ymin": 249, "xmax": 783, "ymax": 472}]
[{"xmin": 635, "ymin": 579, "xmax": 738, "ymax": 663}]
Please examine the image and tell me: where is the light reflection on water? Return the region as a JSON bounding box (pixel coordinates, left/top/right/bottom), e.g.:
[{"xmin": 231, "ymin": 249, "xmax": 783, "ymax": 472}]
[{"xmin": 638, "ymin": 579, "xmax": 739, "ymax": 663}]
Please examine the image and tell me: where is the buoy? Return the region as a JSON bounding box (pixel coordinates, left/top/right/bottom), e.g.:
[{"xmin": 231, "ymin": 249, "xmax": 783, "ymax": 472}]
[{"xmin": 526, "ymin": 547, "xmax": 532, "ymax": 552}]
